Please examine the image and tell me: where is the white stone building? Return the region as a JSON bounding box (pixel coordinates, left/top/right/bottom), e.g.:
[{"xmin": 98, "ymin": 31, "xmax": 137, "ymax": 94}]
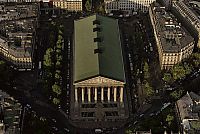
[{"xmin": 104, "ymin": 0, "xmax": 156, "ymax": 14}]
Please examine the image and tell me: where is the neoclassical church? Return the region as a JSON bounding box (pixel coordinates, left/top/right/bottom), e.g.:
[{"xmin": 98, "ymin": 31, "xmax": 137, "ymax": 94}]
[{"xmin": 71, "ymin": 14, "xmax": 128, "ymax": 127}]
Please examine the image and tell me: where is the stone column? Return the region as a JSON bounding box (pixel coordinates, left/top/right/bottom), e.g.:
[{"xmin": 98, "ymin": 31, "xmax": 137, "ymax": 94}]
[
  {"xmin": 107, "ymin": 87, "xmax": 110, "ymax": 101},
  {"xmin": 120, "ymin": 86, "xmax": 123, "ymax": 102},
  {"xmin": 82, "ymin": 87, "xmax": 84, "ymax": 102},
  {"xmin": 114, "ymin": 87, "xmax": 117, "ymax": 102},
  {"xmin": 88, "ymin": 87, "xmax": 91, "ymax": 102},
  {"xmin": 101, "ymin": 87, "xmax": 104, "ymax": 101},
  {"xmin": 94, "ymin": 87, "xmax": 97, "ymax": 102},
  {"xmin": 75, "ymin": 87, "xmax": 78, "ymax": 102}
]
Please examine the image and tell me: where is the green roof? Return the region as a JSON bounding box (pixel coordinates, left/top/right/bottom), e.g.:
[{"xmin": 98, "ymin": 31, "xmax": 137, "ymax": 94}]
[{"xmin": 74, "ymin": 14, "xmax": 125, "ymax": 83}]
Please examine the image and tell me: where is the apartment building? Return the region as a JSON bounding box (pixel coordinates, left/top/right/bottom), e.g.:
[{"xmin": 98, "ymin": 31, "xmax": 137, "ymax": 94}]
[
  {"xmin": 0, "ymin": 4, "xmax": 38, "ymax": 70},
  {"xmin": 0, "ymin": 90, "xmax": 22, "ymax": 134},
  {"xmin": 0, "ymin": 3, "xmax": 38, "ymax": 22},
  {"xmin": 104, "ymin": 0, "xmax": 156, "ymax": 14},
  {"xmin": 149, "ymin": 3, "xmax": 194, "ymax": 70},
  {"xmin": 172, "ymin": 0, "xmax": 200, "ymax": 48},
  {"xmin": 52, "ymin": 0, "xmax": 82, "ymax": 12},
  {"xmin": 175, "ymin": 92, "xmax": 200, "ymax": 134}
]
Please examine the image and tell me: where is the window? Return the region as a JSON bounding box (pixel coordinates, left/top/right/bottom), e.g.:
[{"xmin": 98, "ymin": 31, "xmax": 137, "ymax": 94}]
[{"xmin": 94, "ymin": 49, "xmax": 102, "ymax": 54}]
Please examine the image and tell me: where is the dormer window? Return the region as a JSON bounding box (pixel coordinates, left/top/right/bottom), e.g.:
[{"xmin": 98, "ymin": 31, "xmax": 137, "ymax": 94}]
[
  {"xmin": 93, "ymin": 20, "xmax": 100, "ymax": 25},
  {"xmin": 94, "ymin": 37, "xmax": 101, "ymax": 42}
]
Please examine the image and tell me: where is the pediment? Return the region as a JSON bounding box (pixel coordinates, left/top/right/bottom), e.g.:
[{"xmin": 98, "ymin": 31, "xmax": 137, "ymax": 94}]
[{"xmin": 74, "ymin": 76, "xmax": 125, "ymax": 86}]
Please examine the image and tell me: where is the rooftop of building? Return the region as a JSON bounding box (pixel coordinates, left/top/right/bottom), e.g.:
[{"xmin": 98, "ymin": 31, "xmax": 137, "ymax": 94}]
[
  {"xmin": 176, "ymin": 92, "xmax": 200, "ymax": 132},
  {"xmin": 176, "ymin": 92, "xmax": 200, "ymax": 120},
  {"xmin": 0, "ymin": 3, "xmax": 38, "ymax": 22},
  {"xmin": 151, "ymin": 3, "xmax": 194, "ymax": 53},
  {"xmin": 0, "ymin": 90, "xmax": 22, "ymax": 133},
  {"xmin": 173, "ymin": 0, "xmax": 200, "ymax": 27},
  {"xmin": 0, "ymin": 17, "xmax": 36, "ymax": 58},
  {"xmin": 74, "ymin": 14, "xmax": 125, "ymax": 83}
]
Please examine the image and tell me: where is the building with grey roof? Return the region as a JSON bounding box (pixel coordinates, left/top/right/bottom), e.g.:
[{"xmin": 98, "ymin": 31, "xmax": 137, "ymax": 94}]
[
  {"xmin": 0, "ymin": 3, "xmax": 38, "ymax": 22},
  {"xmin": 175, "ymin": 92, "xmax": 200, "ymax": 134},
  {"xmin": 71, "ymin": 14, "xmax": 128, "ymax": 128},
  {"xmin": 0, "ymin": 90, "xmax": 22, "ymax": 134},
  {"xmin": 149, "ymin": 3, "xmax": 194, "ymax": 70},
  {"xmin": 0, "ymin": 3, "xmax": 38, "ymax": 70},
  {"xmin": 171, "ymin": 0, "xmax": 200, "ymax": 49}
]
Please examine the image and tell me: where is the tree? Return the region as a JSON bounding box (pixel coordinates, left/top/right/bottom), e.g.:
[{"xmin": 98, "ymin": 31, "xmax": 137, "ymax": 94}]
[
  {"xmin": 56, "ymin": 61, "xmax": 61, "ymax": 68},
  {"xmin": 43, "ymin": 48, "xmax": 53, "ymax": 67},
  {"xmin": 125, "ymin": 129, "xmax": 133, "ymax": 134},
  {"xmin": 166, "ymin": 114, "xmax": 174, "ymax": 126},
  {"xmin": 52, "ymin": 84, "xmax": 61, "ymax": 95},
  {"xmin": 55, "ymin": 72, "xmax": 61, "ymax": 80},
  {"xmin": 56, "ymin": 34, "xmax": 63, "ymax": 49},
  {"xmin": 53, "ymin": 98, "xmax": 60, "ymax": 105},
  {"xmin": 171, "ymin": 65, "xmax": 186, "ymax": 80},
  {"xmin": 163, "ymin": 73, "xmax": 172, "ymax": 83},
  {"xmin": 143, "ymin": 62, "xmax": 150, "ymax": 79},
  {"xmin": 56, "ymin": 55, "xmax": 62, "ymax": 62},
  {"xmin": 184, "ymin": 63, "xmax": 192, "ymax": 75},
  {"xmin": 98, "ymin": 4, "xmax": 105, "ymax": 14},
  {"xmin": 170, "ymin": 89, "xmax": 183, "ymax": 100},
  {"xmin": 85, "ymin": 0, "xmax": 92, "ymax": 12},
  {"xmin": 144, "ymin": 81, "xmax": 154, "ymax": 97}
]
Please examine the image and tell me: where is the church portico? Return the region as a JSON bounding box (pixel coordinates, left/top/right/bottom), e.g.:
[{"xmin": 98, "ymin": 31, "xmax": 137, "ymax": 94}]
[{"xmin": 74, "ymin": 85, "xmax": 124, "ymax": 103}]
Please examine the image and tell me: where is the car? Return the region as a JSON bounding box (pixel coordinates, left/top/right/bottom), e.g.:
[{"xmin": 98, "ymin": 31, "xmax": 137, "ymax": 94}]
[
  {"xmin": 64, "ymin": 128, "xmax": 70, "ymax": 132},
  {"xmin": 58, "ymin": 105, "xmax": 61, "ymax": 109},
  {"xmin": 52, "ymin": 118, "xmax": 56, "ymax": 123},
  {"xmin": 149, "ymin": 113, "xmax": 154, "ymax": 116},
  {"xmin": 26, "ymin": 104, "xmax": 31, "ymax": 109},
  {"xmin": 108, "ymin": 13, "xmax": 113, "ymax": 16},
  {"xmin": 95, "ymin": 129, "xmax": 103, "ymax": 133},
  {"xmin": 133, "ymin": 121, "xmax": 138, "ymax": 125},
  {"xmin": 139, "ymin": 114, "xmax": 144, "ymax": 117},
  {"xmin": 52, "ymin": 15, "xmax": 57, "ymax": 18},
  {"xmin": 67, "ymin": 91, "xmax": 70, "ymax": 95},
  {"xmin": 52, "ymin": 127, "xmax": 58, "ymax": 131}
]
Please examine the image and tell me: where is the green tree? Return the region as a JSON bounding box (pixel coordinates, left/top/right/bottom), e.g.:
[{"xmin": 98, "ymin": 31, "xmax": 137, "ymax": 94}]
[
  {"xmin": 55, "ymin": 72, "xmax": 61, "ymax": 80},
  {"xmin": 166, "ymin": 114, "xmax": 174, "ymax": 126},
  {"xmin": 143, "ymin": 61, "xmax": 150, "ymax": 79},
  {"xmin": 56, "ymin": 70, "xmax": 61, "ymax": 74},
  {"xmin": 125, "ymin": 129, "xmax": 133, "ymax": 134},
  {"xmin": 171, "ymin": 65, "xmax": 186, "ymax": 80},
  {"xmin": 163, "ymin": 73, "xmax": 172, "ymax": 83},
  {"xmin": 85, "ymin": 0, "xmax": 92, "ymax": 12},
  {"xmin": 53, "ymin": 98, "xmax": 60, "ymax": 105},
  {"xmin": 43, "ymin": 48, "xmax": 53, "ymax": 67},
  {"xmin": 56, "ymin": 34, "xmax": 63, "ymax": 49},
  {"xmin": 52, "ymin": 84, "xmax": 61, "ymax": 95},
  {"xmin": 170, "ymin": 89, "xmax": 183, "ymax": 100},
  {"xmin": 56, "ymin": 55, "xmax": 62, "ymax": 62},
  {"xmin": 144, "ymin": 81, "xmax": 154, "ymax": 97},
  {"xmin": 184, "ymin": 63, "xmax": 192, "ymax": 75},
  {"xmin": 56, "ymin": 61, "xmax": 61, "ymax": 68}
]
